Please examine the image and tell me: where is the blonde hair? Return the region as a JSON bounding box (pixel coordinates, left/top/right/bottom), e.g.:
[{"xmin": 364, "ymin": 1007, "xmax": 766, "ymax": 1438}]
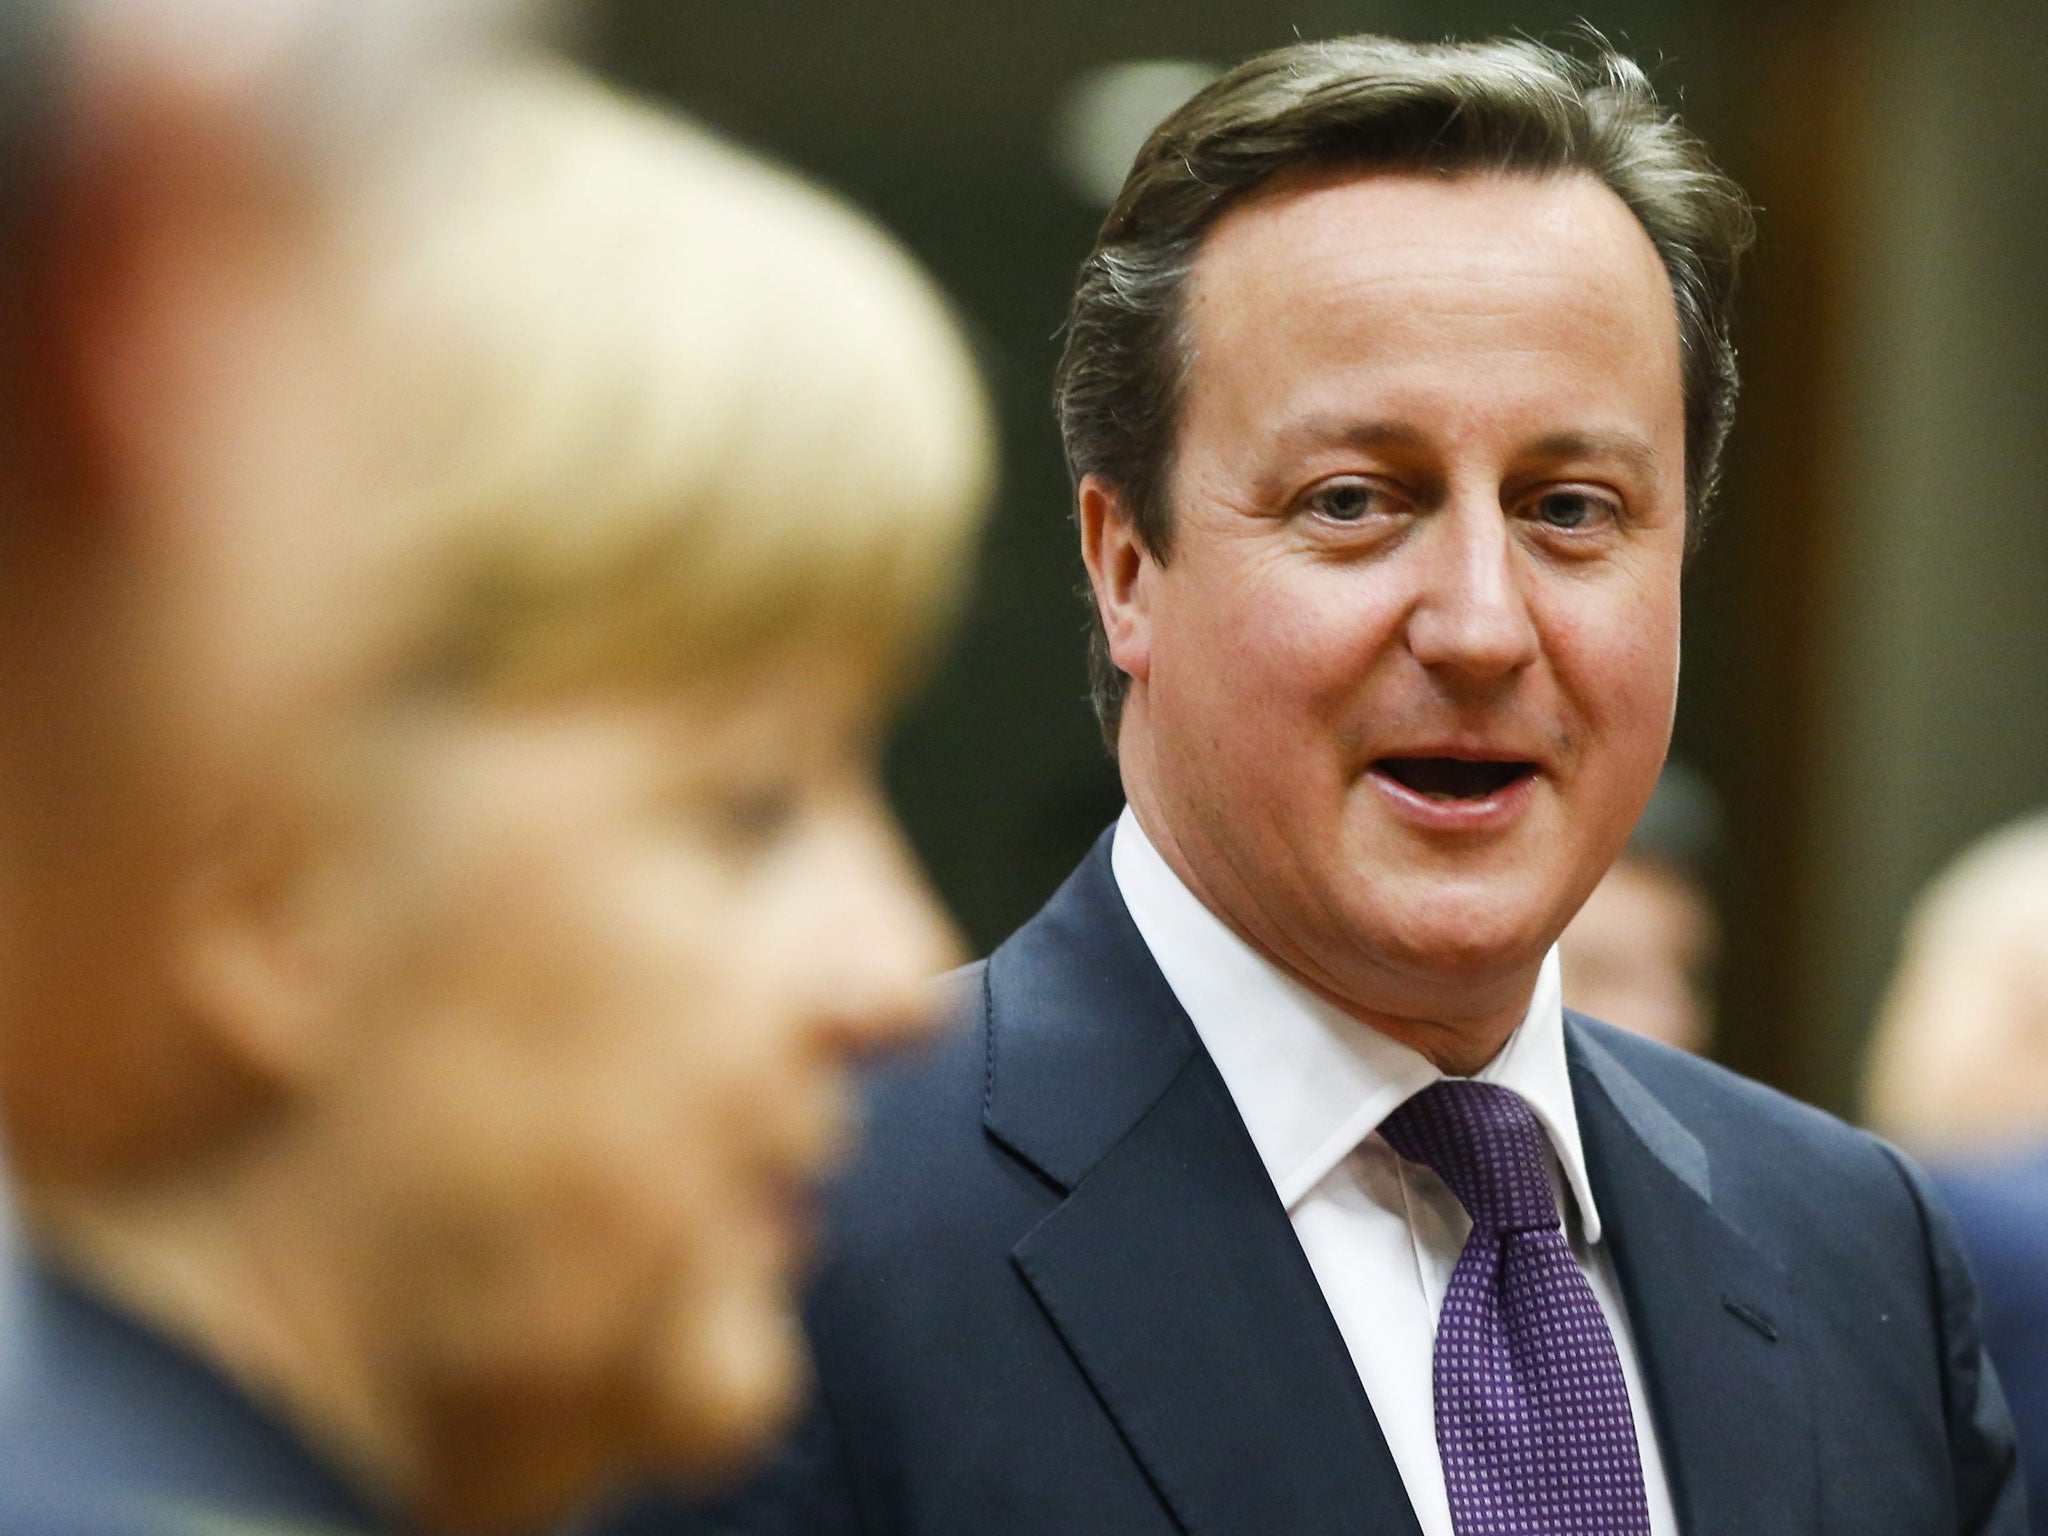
[
  {"xmin": 352, "ymin": 63, "xmax": 993, "ymax": 701},
  {"xmin": 1863, "ymin": 813, "xmax": 2048, "ymax": 1157}
]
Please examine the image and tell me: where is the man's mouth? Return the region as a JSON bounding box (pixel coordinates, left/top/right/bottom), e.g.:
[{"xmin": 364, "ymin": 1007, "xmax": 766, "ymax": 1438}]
[{"xmin": 1372, "ymin": 757, "xmax": 1538, "ymax": 801}]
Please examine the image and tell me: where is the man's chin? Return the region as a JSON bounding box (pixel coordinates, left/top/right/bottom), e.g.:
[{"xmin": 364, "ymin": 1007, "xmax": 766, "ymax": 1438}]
[{"xmin": 1314, "ymin": 896, "xmax": 1561, "ymax": 1023}]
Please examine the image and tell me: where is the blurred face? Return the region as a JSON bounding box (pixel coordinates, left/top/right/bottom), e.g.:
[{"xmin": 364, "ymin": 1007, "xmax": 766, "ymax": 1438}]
[
  {"xmin": 0, "ymin": 78, "xmax": 421, "ymax": 1174},
  {"xmin": 1090, "ymin": 169, "xmax": 1687, "ymax": 1058},
  {"xmin": 1558, "ymin": 856, "xmax": 1719, "ymax": 1054},
  {"xmin": 316, "ymin": 653, "xmax": 957, "ymax": 1516}
]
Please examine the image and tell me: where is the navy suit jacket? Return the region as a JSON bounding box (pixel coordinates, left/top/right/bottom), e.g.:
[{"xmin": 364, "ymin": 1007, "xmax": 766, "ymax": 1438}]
[
  {"xmin": 0, "ymin": 1244, "xmax": 392, "ymax": 1535},
  {"xmin": 627, "ymin": 831, "xmax": 2023, "ymax": 1536},
  {"xmin": 1934, "ymin": 1148, "xmax": 2048, "ymax": 1536}
]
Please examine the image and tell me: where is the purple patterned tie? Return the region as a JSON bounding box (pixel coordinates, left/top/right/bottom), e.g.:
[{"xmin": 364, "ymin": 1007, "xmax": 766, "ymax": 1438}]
[{"xmin": 1378, "ymin": 1080, "xmax": 1651, "ymax": 1536}]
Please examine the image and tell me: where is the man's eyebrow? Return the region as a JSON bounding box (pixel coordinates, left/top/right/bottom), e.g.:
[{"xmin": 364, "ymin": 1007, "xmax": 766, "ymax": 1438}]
[
  {"xmin": 1268, "ymin": 415, "xmax": 1431, "ymax": 456},
  {"xmin": 1523, "ymin": 430, "xmax": 1663, "ymax": 479},
  {"xmin": 1264, "ymin": 419, "xmax": 1661, "ymax": 471}
]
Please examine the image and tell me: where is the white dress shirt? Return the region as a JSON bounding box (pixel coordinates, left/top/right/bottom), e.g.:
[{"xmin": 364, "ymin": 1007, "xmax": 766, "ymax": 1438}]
[{"xmin": 1111, "ymin": 808, "xmax": 1678, "ymax": 1536}]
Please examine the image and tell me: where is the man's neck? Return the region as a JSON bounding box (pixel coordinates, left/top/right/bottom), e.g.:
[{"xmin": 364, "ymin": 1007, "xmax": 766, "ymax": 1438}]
[{"xmin": 1116, "ymin": 789, "xmax": 1537, "ymax": 1078}]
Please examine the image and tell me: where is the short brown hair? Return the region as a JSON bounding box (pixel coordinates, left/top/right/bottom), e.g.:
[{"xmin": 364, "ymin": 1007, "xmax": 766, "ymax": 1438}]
[{"xmin": 1055, "ymin": 33, "xmax": 1755, "ymax": 744}]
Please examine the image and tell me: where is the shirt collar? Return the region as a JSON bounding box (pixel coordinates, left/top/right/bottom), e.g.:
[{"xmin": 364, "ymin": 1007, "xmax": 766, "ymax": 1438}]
[{"xmin": 1110, "ymin": 806, "xmax": 1602, "ymax": 1242}]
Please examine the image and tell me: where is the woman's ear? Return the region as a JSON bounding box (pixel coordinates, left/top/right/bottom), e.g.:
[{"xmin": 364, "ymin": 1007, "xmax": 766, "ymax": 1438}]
[{"xmin": 172, "ymin": 789, "xmax": 375, "ymax": 1094}]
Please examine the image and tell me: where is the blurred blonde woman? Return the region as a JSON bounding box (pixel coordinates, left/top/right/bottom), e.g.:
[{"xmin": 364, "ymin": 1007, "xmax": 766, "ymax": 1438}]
[
  {"xmin": 0, "ymin": 57, "xmax": 990, "ymax": 1536},
  {"xmin": 1864, "ymin": 813, "xmax": 2048, "ymax": 1159},
  {"xmin": 1863, "ymin": 815, "xmax": 2048, "ymax": 1536}
]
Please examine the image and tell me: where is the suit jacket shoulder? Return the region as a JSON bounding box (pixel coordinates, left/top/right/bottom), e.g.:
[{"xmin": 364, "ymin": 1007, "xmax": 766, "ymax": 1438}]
[{"xmin": 1566, "ymin": 1017, "xmax": 2024, "ymax": 1536}]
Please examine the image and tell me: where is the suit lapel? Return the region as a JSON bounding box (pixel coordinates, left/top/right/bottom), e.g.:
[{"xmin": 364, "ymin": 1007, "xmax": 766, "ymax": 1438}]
[
  {"xmin": 1569, "ymin": 1020, "xmax": 1820, "ymax": 1536},
  {"xmin": 983, "ymin": 841, "xmax": 1824, "ymax": 1536},
  {"xmin": 986, "ymin": 835, "xmax": 1421, "ymax": 1536}
]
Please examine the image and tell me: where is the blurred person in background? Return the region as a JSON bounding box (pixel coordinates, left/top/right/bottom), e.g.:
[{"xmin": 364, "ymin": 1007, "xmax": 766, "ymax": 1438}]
[
  {"xmin": 1558, "ymin": 759, "xmax": 1724, "ymax": 1055},
  {"xmin": 1866, "ymin": 812, "xmax": 2048, "ymax": 1536},
  {"xmin": 0, "ymin": 0, "xmax": 580, "ymax": 1238},
  {"xmin": 0, "ymin": 16, "xmax": 991, "ymax": 1535},
  {"xmin": 1865, "ymin": 813, "xmax": 2048, "ymax": 1159}
]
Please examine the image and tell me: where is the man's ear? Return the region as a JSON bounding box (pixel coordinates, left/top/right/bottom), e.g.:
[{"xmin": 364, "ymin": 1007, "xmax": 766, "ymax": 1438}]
[
  {"xmin": 1078, "ymin": 475, "xmax": 1155, "ymax": 686},
  {"xmin": 172, "ymin": 796, "xmax": 368, "ymax": 1095}
]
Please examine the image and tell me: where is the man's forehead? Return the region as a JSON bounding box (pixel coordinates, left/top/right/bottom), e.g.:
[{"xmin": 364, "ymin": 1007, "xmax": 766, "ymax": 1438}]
[
  {"xmin": 1181, "ymin": 167, "xmax": 1682, "ymax": 402},
  {"xmin": 1195, "ymin": 165, "xmax": 1667, "ymax": 303}
]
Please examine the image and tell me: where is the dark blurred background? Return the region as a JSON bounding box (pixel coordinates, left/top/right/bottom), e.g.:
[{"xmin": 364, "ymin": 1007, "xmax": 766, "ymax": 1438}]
[{"xmin": 595, "ymin": 0, "xmax": 2048, "ymax": 1117}]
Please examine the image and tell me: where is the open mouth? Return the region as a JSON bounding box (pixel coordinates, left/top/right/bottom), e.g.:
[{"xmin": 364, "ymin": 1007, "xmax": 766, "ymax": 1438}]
[{"xmin": 1373, "ymin": 757, "xmax": 1537, "ymax": 802}]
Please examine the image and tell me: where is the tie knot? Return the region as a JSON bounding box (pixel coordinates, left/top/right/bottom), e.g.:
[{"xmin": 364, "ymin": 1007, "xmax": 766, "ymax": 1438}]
[{"xmin": 1378, "ymin": 1080, "xmax": 1560, "ymax": 1235}]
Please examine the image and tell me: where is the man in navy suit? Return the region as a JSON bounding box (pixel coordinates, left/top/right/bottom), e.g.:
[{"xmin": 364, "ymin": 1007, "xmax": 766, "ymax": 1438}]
[{"xmin": 643, "ymin": 31, "xmax": 2024, "ymax": 1536}]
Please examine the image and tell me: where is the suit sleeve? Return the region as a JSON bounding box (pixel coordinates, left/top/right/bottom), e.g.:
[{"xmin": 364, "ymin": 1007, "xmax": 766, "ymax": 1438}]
[{"xmin": 1881, "ymin": 1143, "xmax": 2029, "ymax": 1536}]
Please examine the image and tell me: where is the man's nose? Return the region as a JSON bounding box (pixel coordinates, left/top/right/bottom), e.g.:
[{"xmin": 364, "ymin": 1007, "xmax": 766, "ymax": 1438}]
[
  {"xmin": 811, "ymin": 812, "xmax": 966, "ymax": 1060},
  {"xmin": 1403, "ymin": 497, "xmax": 1541, "ymax": 685}
]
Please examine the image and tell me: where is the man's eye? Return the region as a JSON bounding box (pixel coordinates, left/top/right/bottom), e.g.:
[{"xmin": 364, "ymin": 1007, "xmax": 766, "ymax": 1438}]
[
  {"xmin": 1531, "ymin": 489, "xmax": 1616, "ymax": 531},
  {"xmin": 1302, "ymin": 479, "xmax": 1393, "ymax": 523}
]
